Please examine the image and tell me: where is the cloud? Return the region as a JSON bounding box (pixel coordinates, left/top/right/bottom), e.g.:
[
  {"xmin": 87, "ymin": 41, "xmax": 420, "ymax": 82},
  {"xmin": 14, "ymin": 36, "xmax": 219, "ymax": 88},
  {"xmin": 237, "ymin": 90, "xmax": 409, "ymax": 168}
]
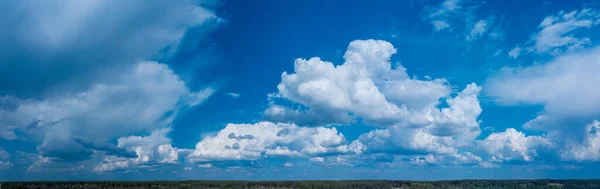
[
  {"xmin": 423, "ymin": 0, "xmax": 464, "ymax": 31},
  {"xmin": 0, "ymin": 0, "xmax": 221, "ymax": 174},
  {"xmin": 188, "ymin": 122, "xmax": 361, "ymax": 162},
  {"xmin": 487, "ymin": 47, "xmax": 600, "ymax": 118},
  {"xmin": 283, "ymin": 163, "xmax": 293, "ymax": 167},
  {"xmin": 466, "ymin": 20, "xmax": 488, "ymax": 41},
  {"xmin": 402, "ymin": 152, "xmax": 484, "ymax": 167},
  {"xmin": 0, "ymin": 61, "xmax": 214, "ymax": 162},
  {"xmin": 487, "ymin": 42, "xmax": 600, "ymax": 163},
  {"xmin": 260, "ymin": 39, "xmax": 484, "ymax": 165},
  {"xmin": 478, "ymin": 128, "xmax": 553, "ymax": 162},
  {"xmin": 510, "ymin": 9, "xmax": 600, "ymax": 58},
  {"xmin": 421, "ymin": 0, "xmax": 504, "ymax": 45},
  {"xmin": 268, "ymin": 40, "xmax": 461, "ymax": 127},
  {"xmin": 357, "ymin": 83, "xmax": 482, "ymax": 155},
  {"xmin": 94, "ymin": 128, "xmax": 185, "ymax": 172},
  {"xmin": 0, "ymin": 0, "xmax": 218, "ymax": 96},
  {"xmin": 559, "ymin": 120, "xmax": 600, "ymax": 161},
  {"xmin": 226, "ymin": 92, "xmax": 241, "ymax": 98},
  {"xmin": 508, "ymin": 47, "xmax": 522, "ymax": 59}
]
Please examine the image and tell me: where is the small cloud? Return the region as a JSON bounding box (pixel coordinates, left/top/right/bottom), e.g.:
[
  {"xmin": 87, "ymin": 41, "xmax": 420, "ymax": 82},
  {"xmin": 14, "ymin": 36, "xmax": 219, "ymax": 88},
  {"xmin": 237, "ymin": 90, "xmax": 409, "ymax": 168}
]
[
  {"xmin": 283, "ymin": 163, "xmax": 293, "ymax": 167},
  {"xmin": 309, "ymin": 157, "xmax": 325, "ymax": 163},
  {"xmin": 184, "ymin": 167, "xmax": 192, "ymax": 171},
  {"xmin": 466, "ymin": 20, "xmax": 488, "ymax": 41},
  {"xmin": 198, "ymin": 163, "xmax": 213, "ymax": 168},
  {"xmin": 508, "ymin": 47, "xmax": 521, "ymax": 59},
  {"xmin": 493, "ymin": 49, "xmax": 502, "ymax": 57},
  {"xmin": 511, "ymin": 9, "xmax": 600, "ymax": 57},
  {"xmin": 225, "ymin": 92, "xmax": 241, "ymax": 98}
]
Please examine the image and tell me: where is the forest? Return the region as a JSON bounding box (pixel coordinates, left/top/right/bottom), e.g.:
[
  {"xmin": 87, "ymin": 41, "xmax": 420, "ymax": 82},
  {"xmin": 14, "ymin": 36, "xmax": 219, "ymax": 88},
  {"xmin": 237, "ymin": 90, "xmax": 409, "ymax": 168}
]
[{"xmin": 2, "ymin": 180, "xmax": 599, "ymax": 189}]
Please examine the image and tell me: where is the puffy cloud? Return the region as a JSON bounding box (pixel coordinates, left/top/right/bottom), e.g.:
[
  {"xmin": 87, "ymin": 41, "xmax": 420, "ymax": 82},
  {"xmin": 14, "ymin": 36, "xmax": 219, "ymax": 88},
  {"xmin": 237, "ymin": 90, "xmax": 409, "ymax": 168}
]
[
  {"xmin": 510, "ymin": 9, "xmax": 600, "ymax": 58},
  {"xmin": 0, "ymin": 148, "xmax": 9, "ymax": 159},
  {"xmin": 269, "ymin": 40, "xmax": 459, "ymax": 127},
  {"xmin": 478, "ymin": 128, "xmax": 552, "ymax": 162},
  {"xmin": 488, "ymin": 38, "xmax": 600, "ymax": 164},
  {"xmin": 0, "ymin": 0, "xmax": 220, "ymax": 173},
  {"xmin": 273, "ymin": 40, "xmax": 409, "ymax": 126},
  {"xmin": 0, "ymin": 0, "xmax": 218, "ymax": 95},
  {"xmin": 508, "ymin": 47, "xmax": 522, "ymax": 59},
  {"xmin": 402, "ymin": 152, "xmax": 484, "ymax": 167},
  {"xmin": 188, "ymin": 122, "xmax": 360, "ymax": 162},
  {"xmin": 0, "ymin": 61, "xmax": 213, "ymax": 162},
  {"xmin": 283, "ymin": 163, "xmax": 293, "ymax": 167},
  {"xmin": 264, "ymin": 39, "xmax": 483, "ymax": 162},
  {"xmin": 309, "ymin": 157, "xmax": 325, "ymax": 163},
  {"xmin": 487, "ymin": 47, "xmax": 600, "ymax": 118},
  {"xmin": 559, "ymin": 120, "xmax": 600, "ymax": 161},
  {"xmin": 265, "ymin": 147, "xmax": 302, "ymax": 158},
  {"xmin": 358, "ymin": 83, "xmax": 482, "ymax": 155},
  {"xmin": 94, "ymin": 128, "xmax": 185, "ymax": 172}
]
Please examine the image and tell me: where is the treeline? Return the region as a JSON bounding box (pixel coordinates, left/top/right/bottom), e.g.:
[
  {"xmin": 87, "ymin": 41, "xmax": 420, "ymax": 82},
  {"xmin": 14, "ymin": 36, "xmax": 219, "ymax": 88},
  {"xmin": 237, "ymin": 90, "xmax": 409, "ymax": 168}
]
[{"xmin": 2, "ymin": 180, "xmax": 600, "ymax": 189}]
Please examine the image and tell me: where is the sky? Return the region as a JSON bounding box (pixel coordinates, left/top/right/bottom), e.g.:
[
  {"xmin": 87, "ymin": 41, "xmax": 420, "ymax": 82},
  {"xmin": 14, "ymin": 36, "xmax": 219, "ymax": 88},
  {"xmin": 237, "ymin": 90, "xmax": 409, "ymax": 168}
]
[{"xmin": 2, "ymin": 0, "xmax": 600, "ymax": 181}]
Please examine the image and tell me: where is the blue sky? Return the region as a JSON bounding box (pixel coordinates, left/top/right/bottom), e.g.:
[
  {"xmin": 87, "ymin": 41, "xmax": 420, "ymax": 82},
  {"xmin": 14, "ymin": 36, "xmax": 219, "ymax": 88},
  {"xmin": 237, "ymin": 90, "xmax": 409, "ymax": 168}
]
[{"xmin": 2, "ymin": 0, "xmax": 600, "ymax": 180}]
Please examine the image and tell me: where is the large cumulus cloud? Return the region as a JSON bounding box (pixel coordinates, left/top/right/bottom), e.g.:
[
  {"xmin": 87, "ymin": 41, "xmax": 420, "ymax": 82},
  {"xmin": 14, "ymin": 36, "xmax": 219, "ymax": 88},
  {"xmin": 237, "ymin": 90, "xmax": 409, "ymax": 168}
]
[
  {"xmin": 192, "ymin": 39, "xmax": 487, "ymax": 168},
  {"xmin": 0, "ymin": 0, "xmax": 220, "ymax": 172},
  {"xmin": 486, "ymin": 40, "xmax": 600, "ymax": 163},
  {"xmin": 1, "ymin": 62, "xmax": 213, "ymax": 162},
  {"xmin": 267, "ymin": 39, "xmax": 483, "ymax": 156},
  {"xmin": 188, "ymin": 122, "xmax": 362, "ymax": 163}
]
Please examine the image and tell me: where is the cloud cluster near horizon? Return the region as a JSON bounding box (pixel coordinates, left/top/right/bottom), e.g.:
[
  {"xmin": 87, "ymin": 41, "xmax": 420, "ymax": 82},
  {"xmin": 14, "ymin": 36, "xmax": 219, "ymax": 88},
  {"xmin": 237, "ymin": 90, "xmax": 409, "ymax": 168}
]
[{"xmin": 1, "ymin": 0, "xmax": 600, "ymax": 180}]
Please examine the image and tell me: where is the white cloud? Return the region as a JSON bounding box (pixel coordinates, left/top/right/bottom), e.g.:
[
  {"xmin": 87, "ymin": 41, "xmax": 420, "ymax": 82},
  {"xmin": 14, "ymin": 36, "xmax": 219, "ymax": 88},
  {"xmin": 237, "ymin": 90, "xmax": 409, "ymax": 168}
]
[
  {"xmin": 487, "ymin": 47, "xmax": 600, "ymax": 118},
  {"xmin": 226, "ymin": 92, "xmax": 241, "ymax": 98},
  {"xmin": 0, "ymin": 148, "xmax": 11, "ymax": 170},
  {"xmin": 0, "ymin": 0, "xmax": 218, "ymax": 95},
  {"xmin": 466, "ymin": 20, "xmax": 488, "ymax": 41},
  {"xmin": 559, "ymin": 120, "xmax": 600, "ymax": 161},
  {"xmin": 0, "ymin": 161, "xmax": 12, "ymax": 170},
  {"xmin": 488, "ymin": 40, "xmax": 600, "ymax": 164},
  {"xmin": 423, "ymin": 0, "xmax": 463, "ymax": 31},
  {"xmin": 510, "ymin": 9, "xmax": 600, "ymax": 58},
  {"xmin": 283, "ymin": 163, "xmax": 293, "ymax": 167},
  {"xmin": 188, "ymin": 122, "xmax": 360, "ymax": 162},
  {"xmin": 265, "ymin": 39, "xmax": 483, "ymax": 159},
  {"xmin": 0, "ymin": 0, "xmax": 221, "ymax": 173},
  {"xmin": 265, "ymin": 146, "xmax": 302, "ymax": 158},
  {"xmin": 508, "ymin": 47, "xmax": 522, "ymax": 59},
  {"xmin": 269, "ymin": 40, "xmax": 461, "ymax": 127},
  {"xmin": 198, "ymin": 163, "xmax": 213, "ymax": 168},
  {"xmin": 1, "ymin": 61, "xmax": 213, "ymax": 162},
  {"xmin": 402, "ymin": 152, "xmax": 483, "ymax": 167},
  {"xmin": 0, "ymin": 127, "xmax": 18, "ymax": 140},
  {"xmin": 0, "ymin": 148, "xmax": 9, "ymax": 160},
  {"xmin": 358, "ymin": 83, "xmax": 482, "ymax": 155},
  {"xmin": 478, "ymin": 128, "xmax": 552, "ymax": 162},
  {"xmin": 309, "ymin": 157, "xmax": 325, "ymax": 163},
  {"xmin": 94, "ymin": 128, "xmax": 186, "ymax": 172}
]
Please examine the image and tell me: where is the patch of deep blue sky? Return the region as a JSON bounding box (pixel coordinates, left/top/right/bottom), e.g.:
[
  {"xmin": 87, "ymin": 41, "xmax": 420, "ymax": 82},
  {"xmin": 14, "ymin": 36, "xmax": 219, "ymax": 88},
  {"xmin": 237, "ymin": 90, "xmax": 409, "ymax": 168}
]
[
  {"xmin": 4, "ymin": 0, "xmax": 600, "ymax": 180},
  {"xmin": 167, "ymin": 0, "xmax": 597, "ymax": 148}
]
